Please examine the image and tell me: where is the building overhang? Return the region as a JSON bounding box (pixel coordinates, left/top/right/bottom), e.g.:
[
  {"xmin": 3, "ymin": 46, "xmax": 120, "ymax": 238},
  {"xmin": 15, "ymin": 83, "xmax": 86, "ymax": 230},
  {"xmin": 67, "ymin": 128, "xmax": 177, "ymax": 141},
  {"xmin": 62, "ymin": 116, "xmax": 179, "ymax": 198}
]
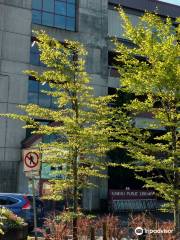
[{"xmin": 108, "ymin": 0, "xmax": 180, "ymax": 18}]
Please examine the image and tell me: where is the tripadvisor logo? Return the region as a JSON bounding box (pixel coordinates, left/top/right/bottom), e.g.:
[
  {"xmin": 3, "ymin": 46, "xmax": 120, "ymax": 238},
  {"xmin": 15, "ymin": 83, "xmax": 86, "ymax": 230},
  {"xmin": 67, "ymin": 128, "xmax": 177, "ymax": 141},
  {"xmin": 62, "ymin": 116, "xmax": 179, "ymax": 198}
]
[
  {"xmin": 135, "ymin": 227, "xmax": 173, "ymax": 235},
  {"xmin": 135, "ymin": 227, "xmax": 144, "ymax": 236}
]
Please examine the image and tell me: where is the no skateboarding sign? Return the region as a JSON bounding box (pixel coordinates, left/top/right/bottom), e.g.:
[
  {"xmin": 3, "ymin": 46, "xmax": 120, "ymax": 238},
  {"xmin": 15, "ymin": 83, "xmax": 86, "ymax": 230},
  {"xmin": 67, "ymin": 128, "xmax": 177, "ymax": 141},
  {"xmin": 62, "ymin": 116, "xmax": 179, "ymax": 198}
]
[{"xmin": 23, "ymin": 149, "xmax": 41, "ymax": 172}]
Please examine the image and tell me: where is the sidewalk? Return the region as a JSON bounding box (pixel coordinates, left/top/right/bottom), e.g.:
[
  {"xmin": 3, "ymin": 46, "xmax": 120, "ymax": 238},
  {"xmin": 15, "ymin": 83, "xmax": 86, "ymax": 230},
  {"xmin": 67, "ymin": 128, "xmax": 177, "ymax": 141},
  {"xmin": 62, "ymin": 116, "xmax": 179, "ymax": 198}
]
[{"xmin": 28, "ymin": 237, "xmax": 44, "ymax": 240}]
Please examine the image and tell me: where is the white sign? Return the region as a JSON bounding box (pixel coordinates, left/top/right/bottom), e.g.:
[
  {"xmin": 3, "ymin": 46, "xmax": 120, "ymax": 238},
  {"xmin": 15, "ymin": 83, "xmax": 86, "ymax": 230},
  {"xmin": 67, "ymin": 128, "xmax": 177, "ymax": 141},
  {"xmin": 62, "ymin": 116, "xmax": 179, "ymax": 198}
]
[{"xmin": 23, "ymin": 149, "xmax": 41, "ymax": 172}]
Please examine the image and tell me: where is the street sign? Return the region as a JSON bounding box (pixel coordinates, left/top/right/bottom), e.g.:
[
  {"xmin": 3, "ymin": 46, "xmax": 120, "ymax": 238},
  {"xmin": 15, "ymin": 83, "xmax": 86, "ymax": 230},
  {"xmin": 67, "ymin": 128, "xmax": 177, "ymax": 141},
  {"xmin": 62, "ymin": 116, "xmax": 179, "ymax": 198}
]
[
  {"xmin": 23, "ymin": 149, "xmax": 41, "ymax": 172},
  {"xmin": 22, "ymin": 149, "xmax": 40, "ymax": 240},
  {"xmin": 25, "ymin": 171, "xmax": 40, "ymax": 178}
]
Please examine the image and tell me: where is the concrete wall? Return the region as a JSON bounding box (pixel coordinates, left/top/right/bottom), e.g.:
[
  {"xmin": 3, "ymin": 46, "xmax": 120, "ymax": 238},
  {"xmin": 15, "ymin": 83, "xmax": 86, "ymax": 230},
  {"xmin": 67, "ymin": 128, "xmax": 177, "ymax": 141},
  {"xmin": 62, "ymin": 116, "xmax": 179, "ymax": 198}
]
[{"xmin": 0, "ymin": 1, "xmax": 31, "ymax": 192}]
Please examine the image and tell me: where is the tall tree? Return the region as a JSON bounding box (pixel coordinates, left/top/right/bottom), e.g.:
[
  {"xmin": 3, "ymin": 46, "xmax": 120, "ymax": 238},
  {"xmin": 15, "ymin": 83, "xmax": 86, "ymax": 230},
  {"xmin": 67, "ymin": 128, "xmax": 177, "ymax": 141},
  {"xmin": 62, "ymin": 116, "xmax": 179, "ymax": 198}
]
[
  {"xmin": 1, "ymin": 32, "xmax": 116, "ymax": 239},
  {"xmin": 114, "ymin": 10, "xmax": 180, "ymax": 233}
]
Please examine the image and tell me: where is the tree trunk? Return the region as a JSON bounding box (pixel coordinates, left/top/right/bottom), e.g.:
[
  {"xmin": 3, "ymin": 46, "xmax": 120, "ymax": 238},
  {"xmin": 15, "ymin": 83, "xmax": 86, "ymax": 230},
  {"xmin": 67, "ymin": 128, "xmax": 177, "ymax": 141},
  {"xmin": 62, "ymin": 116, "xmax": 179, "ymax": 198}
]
[
  {"xmin": 174, "ymin": 177, "xmax": 180, "ymax": 234},
  {"xmin": 73, "ymin": 216, "xmax": 78, "ymax": 240},
  {"xmin": 73, "ymin": 153, "xmax": 78, "ymax": 240},
  {"xmin": 72, "ymin": 68, "xmax": 79, "ymax": 240},
  {"xmin": 103, "ymin": 222, "xmax": 108, "ymax": 240},
  {"xmin": 90, "ymin": 226, "xmax": 95, "ymax": 240},
  {"xmin": 172, "ymin": 125, "xmax": 180, "ymax": 234}
]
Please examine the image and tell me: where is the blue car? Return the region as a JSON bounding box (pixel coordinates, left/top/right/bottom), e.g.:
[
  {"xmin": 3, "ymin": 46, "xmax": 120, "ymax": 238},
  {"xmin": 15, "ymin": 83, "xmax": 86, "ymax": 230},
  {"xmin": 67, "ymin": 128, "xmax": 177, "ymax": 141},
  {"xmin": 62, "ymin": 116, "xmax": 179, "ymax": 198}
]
[{"xmin": 0, "ymin": 193, "xmax": 44, "ymax": 228}]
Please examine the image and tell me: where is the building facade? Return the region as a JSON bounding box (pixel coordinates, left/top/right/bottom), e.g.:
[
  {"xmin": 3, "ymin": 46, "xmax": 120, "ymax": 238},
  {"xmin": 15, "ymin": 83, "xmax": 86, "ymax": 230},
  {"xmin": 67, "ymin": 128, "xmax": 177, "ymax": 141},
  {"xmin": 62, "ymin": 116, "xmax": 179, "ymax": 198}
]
[{"xmin": 0, "ymin": 0, "xmax": 179, "ymax": 210}]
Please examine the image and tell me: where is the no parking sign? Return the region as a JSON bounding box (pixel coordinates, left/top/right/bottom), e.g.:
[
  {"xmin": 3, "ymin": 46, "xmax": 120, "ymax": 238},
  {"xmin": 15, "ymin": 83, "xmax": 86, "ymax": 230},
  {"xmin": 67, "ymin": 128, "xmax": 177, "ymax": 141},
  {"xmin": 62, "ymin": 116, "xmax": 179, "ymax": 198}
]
[{"xmin": 23, "ymin": 149, "xmax": 41, "ymax": 172}]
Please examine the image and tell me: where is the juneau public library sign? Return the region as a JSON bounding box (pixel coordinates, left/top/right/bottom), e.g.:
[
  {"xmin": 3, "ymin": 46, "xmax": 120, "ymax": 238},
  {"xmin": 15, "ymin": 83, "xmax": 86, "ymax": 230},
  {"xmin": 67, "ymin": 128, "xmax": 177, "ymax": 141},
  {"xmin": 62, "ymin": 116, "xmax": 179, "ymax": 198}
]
[
  {"xmin": 109, "ymin": 190, "xmax": 157, "ymax": 211},
  {"xmin": 109, "ymin": 189, "xmax": 155, "ymax": 199}
]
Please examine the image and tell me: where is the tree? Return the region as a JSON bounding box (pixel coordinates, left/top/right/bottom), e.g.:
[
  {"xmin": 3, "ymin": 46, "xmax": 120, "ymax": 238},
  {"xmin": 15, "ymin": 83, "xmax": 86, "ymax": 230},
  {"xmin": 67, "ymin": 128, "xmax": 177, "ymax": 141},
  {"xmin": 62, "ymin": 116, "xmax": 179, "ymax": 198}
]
[
  {"xmin": 1, "ymin": 32, "xmax": 116, "ymax": 240},
  {"xmin": 113, "ymin": 9, "xmax": 180, "ymax": 233}
]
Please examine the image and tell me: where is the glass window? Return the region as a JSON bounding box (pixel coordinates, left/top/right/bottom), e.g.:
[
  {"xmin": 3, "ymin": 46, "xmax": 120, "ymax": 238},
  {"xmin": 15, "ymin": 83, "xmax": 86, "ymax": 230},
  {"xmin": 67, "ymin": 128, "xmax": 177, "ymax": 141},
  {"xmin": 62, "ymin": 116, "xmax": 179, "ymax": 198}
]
[
  {"xmin": 28, "ymin": 92, "xmax": 38, "ymax": 104},
  {"xmin": 28, "ymin": 78, "xmax": 57, "ymax": 109},
  {"xmin": 43, "ymin": 0, "xmax": 54, "ymax": 12},
  {"xmin": 32, "ymin": 0, "xmax": 42, "ymax": 10},
  {"xmin": 29, "ymin": 80, "xmax": 39, "ymax": 92},
  {"xmin": 40, "ymin": 83, "xmax": 51, "ymax": 91},
  {"xmin": 30, "ymin": 43, "xmax": 39, "ymax": 65},
  {"xmin": 31, "ymin": 44, "xmax": 38, "ymax": 54},
  {"xmin": 0, "ymin": 197, "xmax": 18, "ymax": 206},
  {"xmin": 42, "ymin": 12, "xmax": 54, "ymax": 26},
  {"xmin": 66, "ymin": 17, "xmax": 75, "ymax": 31},
  {"xmin": 51, "ymin": 97, "xmax": 58, "ymax": 108},
  {"xmin": 32, "ymin": 0, "xmax": 76, "ymax": 31},
  {"xmin": 67, "ymin": 4, "xmax": 75, "ymax": 17},
  {"xmin": 55, "ymin": 15, "xmax": 65, "ymax": 29},
  {"xmin": 0, "ymin": 199, "xmax": 8, "ymax": 205},
  {"xmin": 30, "ymin": 41, "xmax": 46, "ymax": 66},
  {"xmin": 39, "ymin": 94, "xmax": 51, "ymax": 108},
  {"xmin": 30, "ymin": 53, "xmax": 40, "ymax": 65},
  {"xmin": 55, "ymin": 1, "xmax": 66, "ymax": 15},
  {"xmin": 67, "ymin": 0, "xmax": 75, "ymax": 3},
  {"xmin": 32, "ymin": 10, "xmax": 41, "ymax": 24}
]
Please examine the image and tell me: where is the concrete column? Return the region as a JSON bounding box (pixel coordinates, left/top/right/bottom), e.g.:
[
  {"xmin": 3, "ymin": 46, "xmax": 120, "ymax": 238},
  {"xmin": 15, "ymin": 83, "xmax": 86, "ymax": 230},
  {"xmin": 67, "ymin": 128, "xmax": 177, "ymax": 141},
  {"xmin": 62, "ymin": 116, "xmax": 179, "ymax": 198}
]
[{"xmin": 0, "ymin": 0, "xmax": 31, "ymax": 192}]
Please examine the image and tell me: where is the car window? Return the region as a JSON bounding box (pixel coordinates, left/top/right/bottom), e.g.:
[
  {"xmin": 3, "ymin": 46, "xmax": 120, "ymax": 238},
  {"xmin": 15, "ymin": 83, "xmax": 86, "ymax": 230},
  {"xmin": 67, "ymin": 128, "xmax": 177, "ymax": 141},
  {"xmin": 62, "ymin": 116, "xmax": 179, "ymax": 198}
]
[
  {"xmin": 0, "ymin": 199, "xmax": 8, "ymax": 205},
  {"xmin": 0, "ymin": 197, "xmax": 18, "ymax": 206}
]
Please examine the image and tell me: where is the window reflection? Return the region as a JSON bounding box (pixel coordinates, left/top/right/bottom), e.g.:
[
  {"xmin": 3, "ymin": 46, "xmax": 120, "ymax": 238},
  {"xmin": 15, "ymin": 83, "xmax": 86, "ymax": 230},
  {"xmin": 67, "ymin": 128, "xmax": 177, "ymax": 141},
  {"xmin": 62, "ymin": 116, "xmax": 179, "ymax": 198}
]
[
  {"xmin": 30, "ymin": 40, "xmax": 45, "ymax": 66},
  {"xmin": 55, "ymin": 1, "xmax": 66, "ymax": 15},
  {"xmin": 32, "ymin": 10, "xmax": 41, "ymax": 24},
  {"xmin": 32, "ymin": 0, "xmax": 42, "ymax": 10},
  {"xmin": 43, "ymin": 0, "xmax": 54, "ymax": 12},
  {"xmin": 42, "ymin": 12, "xmax": 54, "ymax": 26},
  {"xmin": 67, "ymin": 3, "xmax": 75, "ymax": 17},
  {"xmin": 55, "ymin": 15, "xmax": 65, "ymax": 29},
  {"xmin": 28, "ymin": 78, "xmax": 57, "ymax": 109},
  {"xmin": 66, "ymin": 17, "xmax": 75, "ymax": 31},
  {"xmin": 32, "ymin": 0, "xmax": 76, "ymax": 31}
]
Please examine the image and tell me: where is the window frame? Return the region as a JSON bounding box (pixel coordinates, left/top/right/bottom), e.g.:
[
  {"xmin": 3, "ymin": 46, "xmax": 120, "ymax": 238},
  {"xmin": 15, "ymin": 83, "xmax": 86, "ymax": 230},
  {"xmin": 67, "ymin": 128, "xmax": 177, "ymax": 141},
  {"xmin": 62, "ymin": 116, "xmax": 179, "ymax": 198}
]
[
  {"xmin": 28, "ymin": 77, "xmax": 57, "ymax": 109},
  {"xmin": 32, "ymin": 0, "xmax": 77, "ymax": 31}
]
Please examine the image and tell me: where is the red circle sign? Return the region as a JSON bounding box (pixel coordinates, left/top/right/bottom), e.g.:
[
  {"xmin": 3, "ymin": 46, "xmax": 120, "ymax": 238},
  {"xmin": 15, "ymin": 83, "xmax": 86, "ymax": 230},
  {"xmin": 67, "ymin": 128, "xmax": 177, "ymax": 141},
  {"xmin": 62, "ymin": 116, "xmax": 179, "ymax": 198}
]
[{"xmin": 24, "ymin": 152, "xmax": 39, "ymax": 168}]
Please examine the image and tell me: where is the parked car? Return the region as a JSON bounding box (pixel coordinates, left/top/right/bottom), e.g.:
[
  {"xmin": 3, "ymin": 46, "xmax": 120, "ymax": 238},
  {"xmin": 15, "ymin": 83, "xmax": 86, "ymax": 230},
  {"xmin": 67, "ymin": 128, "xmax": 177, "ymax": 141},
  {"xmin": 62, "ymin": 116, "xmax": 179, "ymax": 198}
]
[{"xmin": 0, "ymin": 193, "xmax": 44, "ymax": 229}]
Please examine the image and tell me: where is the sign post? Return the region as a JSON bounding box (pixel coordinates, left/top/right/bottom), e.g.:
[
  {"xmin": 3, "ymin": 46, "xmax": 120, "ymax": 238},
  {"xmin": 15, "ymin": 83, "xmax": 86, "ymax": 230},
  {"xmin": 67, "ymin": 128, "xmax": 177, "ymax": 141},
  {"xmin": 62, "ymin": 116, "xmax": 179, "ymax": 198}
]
[
  {"xmin": 23, "ymin": 149, "xmax": 41, "ymax": 240},
  {"xmin": 31, "ymin": 174, "xmax": 38, "ymax": 240}
]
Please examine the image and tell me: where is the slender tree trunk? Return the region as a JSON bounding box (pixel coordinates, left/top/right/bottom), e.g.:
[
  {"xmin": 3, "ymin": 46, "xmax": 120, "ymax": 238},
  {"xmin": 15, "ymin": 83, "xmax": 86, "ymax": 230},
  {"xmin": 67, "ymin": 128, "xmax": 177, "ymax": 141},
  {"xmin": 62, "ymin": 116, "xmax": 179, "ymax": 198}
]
[
  {"xmin": 90, "ymin": 226, "xmax": 95, "ymax": 240},
  {"xmin": 172, "ymin": 125, "xmax": 180, "ymax": 234},
  {"xmin": 103, "ymin": 222, "xmax": 108, "ymax": 240},
  {"xmin": 174, "ymin": 169, "xmax": 180, "ymax": 234},
  {"xmin": 72, "ymin": 151, "xmax": 78, "ymax": 240},
  {"xmin": 174, "ymin": 193, "xmax": 180, "ymax": 234},
  {"xmin": 73, "ymin": 72, "xmax": 79, "ymax": 240}
]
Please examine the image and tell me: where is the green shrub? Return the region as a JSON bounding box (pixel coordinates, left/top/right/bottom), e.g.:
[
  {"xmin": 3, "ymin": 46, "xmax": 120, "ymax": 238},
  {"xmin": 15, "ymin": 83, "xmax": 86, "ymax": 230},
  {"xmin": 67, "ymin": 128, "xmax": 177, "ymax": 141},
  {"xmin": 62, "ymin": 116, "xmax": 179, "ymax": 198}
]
[{"xmin": 0, "ymin": 207, "xmax": 25, "ymax": 235}]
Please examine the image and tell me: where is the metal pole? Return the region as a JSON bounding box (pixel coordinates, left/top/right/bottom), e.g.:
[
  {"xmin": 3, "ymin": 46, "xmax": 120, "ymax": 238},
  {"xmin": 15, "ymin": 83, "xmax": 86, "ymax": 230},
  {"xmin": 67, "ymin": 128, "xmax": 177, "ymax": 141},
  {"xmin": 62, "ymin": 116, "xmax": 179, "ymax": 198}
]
[{"xmin": 32, "ymin": 175, "xmax": 38, "ymax": 240}]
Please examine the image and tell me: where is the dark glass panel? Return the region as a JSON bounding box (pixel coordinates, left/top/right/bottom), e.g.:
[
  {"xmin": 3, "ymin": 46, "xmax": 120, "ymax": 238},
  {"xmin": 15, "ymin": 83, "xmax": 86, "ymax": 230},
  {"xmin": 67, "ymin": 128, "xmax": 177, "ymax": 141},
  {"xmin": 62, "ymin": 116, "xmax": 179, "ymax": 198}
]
[
  {"xmin": 40, "ymin": 83, "xmax": 51, "ymax": 91},
  {"xmin": 51, "ymin": 97, "xmax": 58, "ymax": 109},
  {"xmin": 32, "ymin": 10, "xmax": 41, "ymax": 24},
  {"xmin": 28, "ymin": 92, "xmax": 38, "ymax": 104},
  {"xmin": 42, "ymin": 12, "xmax": 54, "ymax": 26},
  {"xmin": 55, "ymin": 15, "xmax": 65, "ymax": 29},
  {"xmin": 67, "ymin": 3, "xmax": 75, "ymax": 17},
  {"xmin": 66, "ymin": 17, "xmax": 75, "ymax": 31},
  {"xmin": 39, "ymin": 94, "xmax": 51, "ymax": 107},
  {"xmin": 55, "ymin": 1, "xmax": 66, "ymax": 15},
  {"xmin": 31, "ymin": 44, "xmax": 39, "ymax": 54},
  {"xmin": 30, "ymin": 53, "xmax": 40, "ymax": 65},
  {"xmin": 29, "ymin": 80, "xmax": 39, "ymax": 92},
  {"xmin": 32, "ymin": 0, "xmax": 42, "ymax": 10},
  {"xmin": 67, "ymin": 0, "xmax": 75, "ymax": 3},
  {"xmin": 43, "ymin": 0, "xmax": 54, "ymax": 12}
]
